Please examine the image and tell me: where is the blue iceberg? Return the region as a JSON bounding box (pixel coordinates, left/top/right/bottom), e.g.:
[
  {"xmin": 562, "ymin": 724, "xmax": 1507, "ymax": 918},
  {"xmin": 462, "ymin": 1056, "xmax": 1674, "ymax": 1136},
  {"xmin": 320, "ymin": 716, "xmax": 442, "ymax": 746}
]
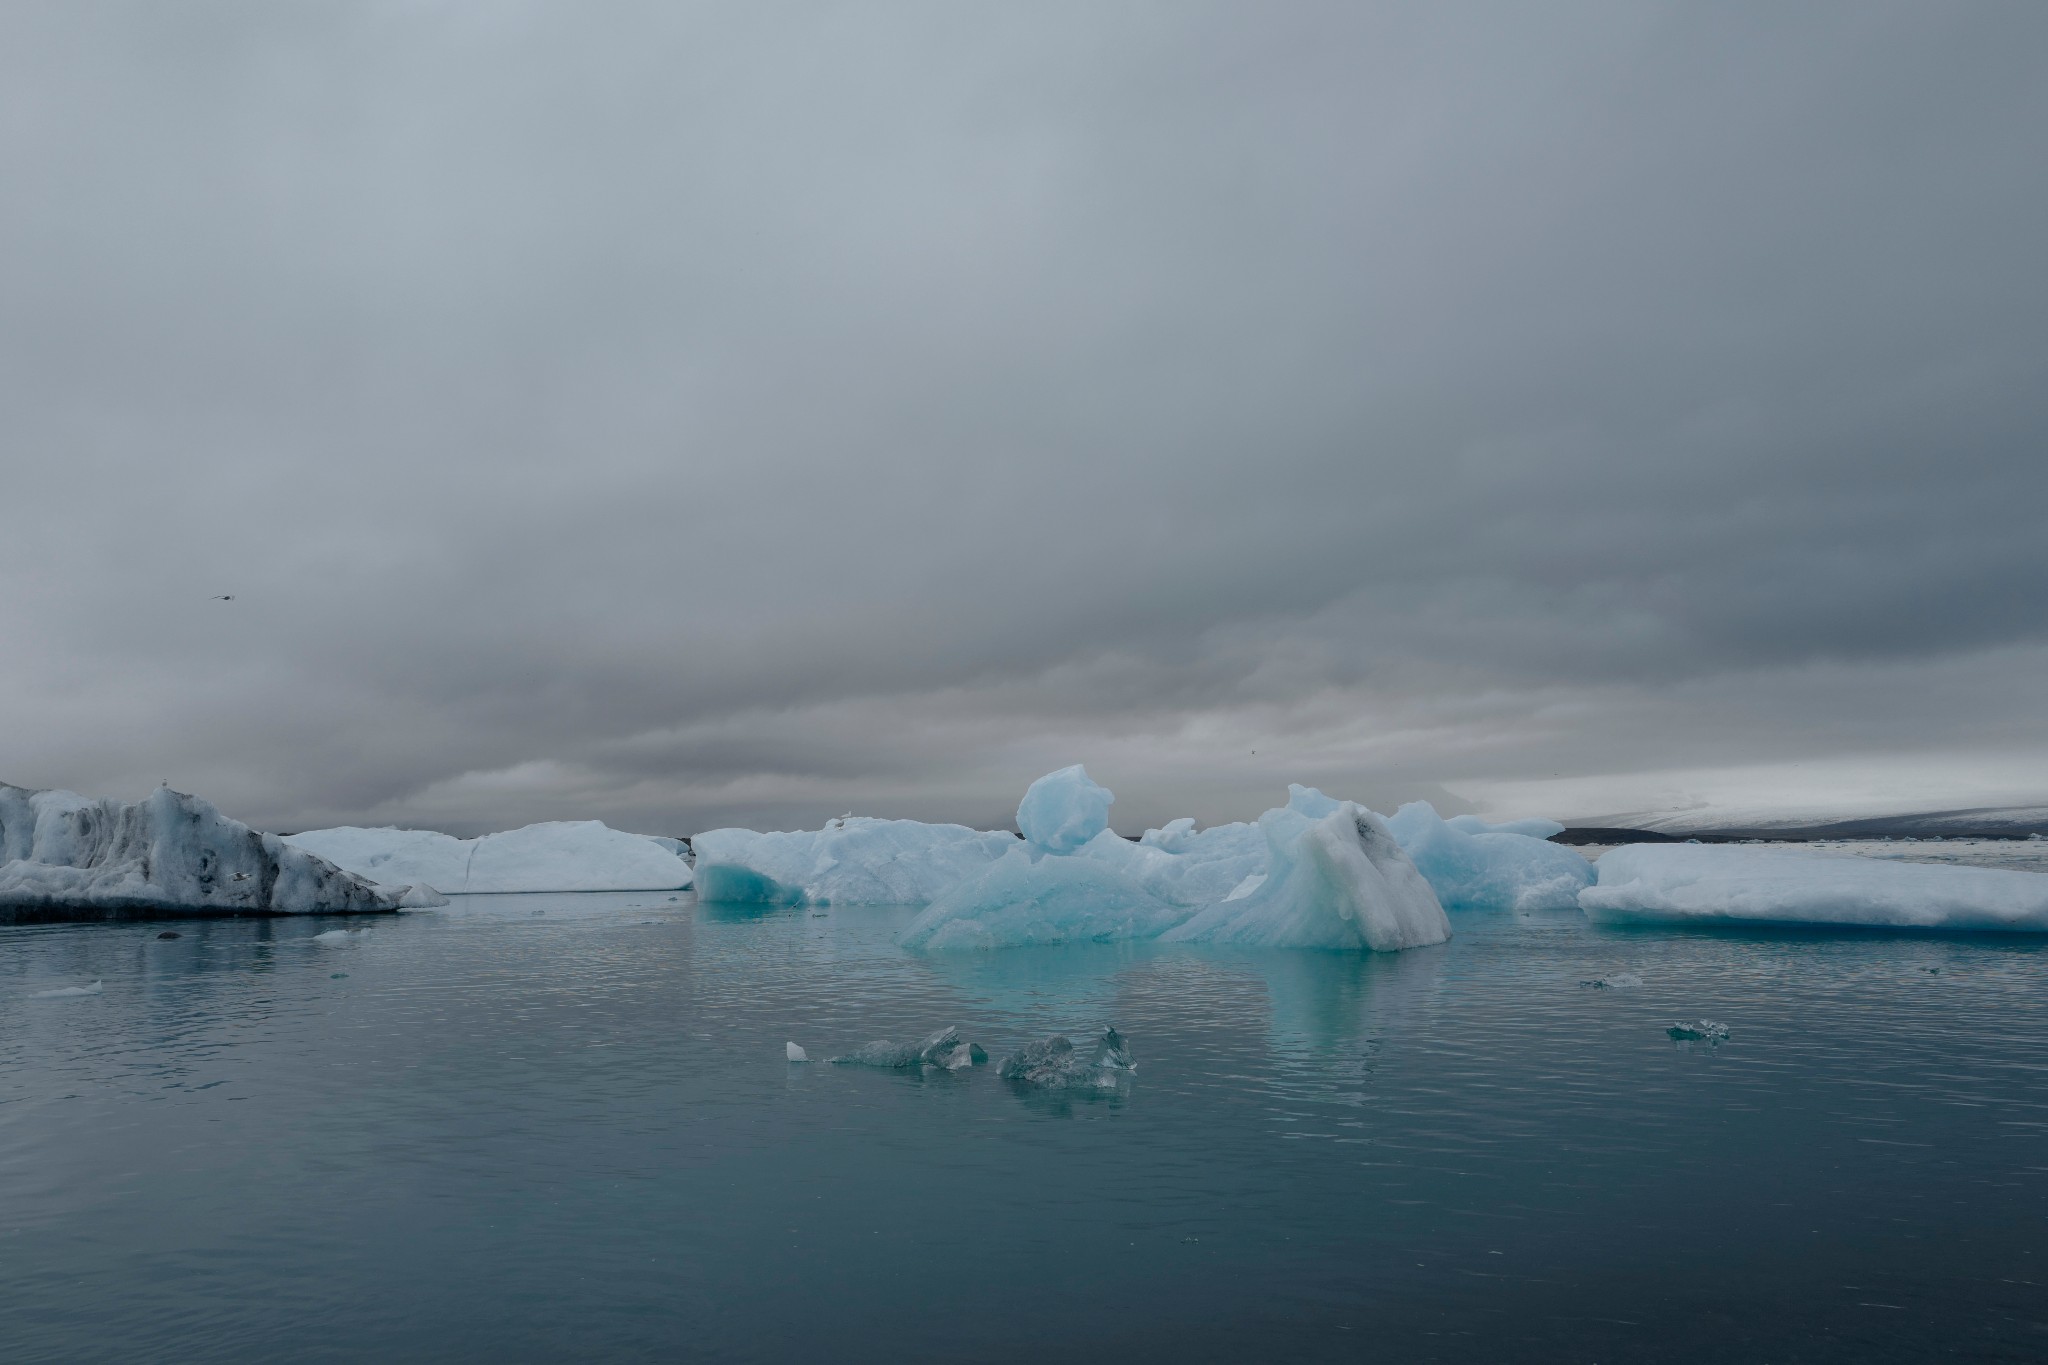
[{"xmin": 1384, "ymin": 801, "xmax": 1593, "ymax": 912}]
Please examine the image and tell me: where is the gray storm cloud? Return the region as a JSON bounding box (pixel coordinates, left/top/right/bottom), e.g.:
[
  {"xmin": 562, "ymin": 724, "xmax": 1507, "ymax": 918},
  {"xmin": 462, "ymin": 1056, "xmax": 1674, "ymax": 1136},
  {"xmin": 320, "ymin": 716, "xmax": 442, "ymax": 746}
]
[{"xmin": 3, "ymin": 2, "xmax": 2045, "ymax": 836}]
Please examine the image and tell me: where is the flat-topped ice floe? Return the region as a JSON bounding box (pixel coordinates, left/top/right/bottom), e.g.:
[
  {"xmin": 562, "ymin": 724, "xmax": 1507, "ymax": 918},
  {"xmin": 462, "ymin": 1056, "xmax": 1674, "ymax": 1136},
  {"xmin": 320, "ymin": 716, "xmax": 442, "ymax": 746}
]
[
  {"xmin": 1581, "ymin": 845, "xmax": 2048, "ymax": 932},
  {"xmin": 691, "ymin": 817, "xmax": 1013, "ymax": 905},
  {"xmin": 285, "ymin": 821, "xmax": 691, "ymax": 895},
  {"xmin": 1, "ymin": 784, "xmax": 398, "ymax": 919},
  {"xmin": 1386, "ymin": 801, "xmax": 1593, "ymax": 912}
]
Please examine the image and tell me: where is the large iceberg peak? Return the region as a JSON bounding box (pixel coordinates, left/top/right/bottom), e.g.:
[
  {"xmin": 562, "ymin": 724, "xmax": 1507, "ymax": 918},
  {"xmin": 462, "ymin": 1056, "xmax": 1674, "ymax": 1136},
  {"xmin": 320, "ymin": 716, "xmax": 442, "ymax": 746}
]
[
  {"xmin": 1167, "ymin": 800, "xmax": 1450, "ymax": 950},
  {"xmin": 1017, "ymin": 765, "xmax": 1114, "ymax": 854}
]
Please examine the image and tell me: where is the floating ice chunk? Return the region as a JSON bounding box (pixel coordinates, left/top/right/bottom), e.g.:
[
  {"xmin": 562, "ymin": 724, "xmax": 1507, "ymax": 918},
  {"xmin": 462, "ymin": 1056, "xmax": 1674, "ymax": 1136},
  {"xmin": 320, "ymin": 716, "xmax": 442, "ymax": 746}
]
[
  {"xmin": 997, "ymin": 1026, "xmax": 1136, "ymax": 1090},
  {"xmin": 690, "ymin": 818, "xmax": 1013, "ymax": 905},
  {"xmin": 395, "ymin": 883, "xmax": 451, "ymax": 908},
  {"xmin": 1667, "ymin": 1019, "xmax": 1729, "ymax": 1043},
  {"xmin": 0, "ymin": 784, "xmax": 396, "ymax": 918},
  {"xmin": 31, "ymin": 980, "xmax": 102, "ymax": 999},
  {"xmin": 285, "ymin": 821, "xmax": 691, "ymax": 894},
  {"xmin": 831, "ymin": 1025, "xmax": 986, "ymax": 1070},
  {"xmin": 313, "ymin": 929, "xmax": 353, "ymax": 944},
  {"xmin": 899, "ymin": 844, "xmax": 1190, "ymax": 950},
  {"xmin": 1445, "ymin": 813, "xmax": 1567, "ymax": 840},
  {"xmin": 1017, "ymin": 765, "xmax": 1114, "ymax": 854},
  {"xmin": 1166, "ymin": 803, "xmax": 1449, "ymax": 951},
  {"xmin": 1579, "ymin": 972, "xmax": 1643, "ymax": 989},
  {"xmin": 785, "ymin": 1042, "xmax": 809, "ymax": 1063},
  {"xmin": 1385, "ymin": 801, "xmax": 1593, "ymax": 911},
  {"xmin": 1580, "ymin": 846, "xmax": 2048, "ymax": 931}
]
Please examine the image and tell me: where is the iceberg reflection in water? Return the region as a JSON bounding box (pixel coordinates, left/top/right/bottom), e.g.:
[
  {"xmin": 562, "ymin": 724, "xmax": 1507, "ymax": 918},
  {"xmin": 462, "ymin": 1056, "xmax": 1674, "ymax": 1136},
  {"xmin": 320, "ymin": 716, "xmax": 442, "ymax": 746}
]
[{"xmin": 2, "ymin": 890, "xmax": 2045, "ymax": 1363}]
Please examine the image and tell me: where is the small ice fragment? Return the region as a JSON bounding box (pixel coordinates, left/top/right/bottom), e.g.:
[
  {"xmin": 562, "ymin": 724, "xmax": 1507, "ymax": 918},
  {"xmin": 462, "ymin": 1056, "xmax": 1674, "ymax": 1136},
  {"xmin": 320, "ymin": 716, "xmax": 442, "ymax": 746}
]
[
  {"xmin": 314, "ymin": 929, "xmax": 351, "ymax": 944},
  {"xmin": 1580, "ymin": 972, "xmax": 1643, "ymax": 989},
  {"xmin": 31, "ymin": 980, "xmax": 103, "ymax": 999},
  {"xmin": 997, "ymin": 1025, "xmax": 1136, "ymax": 1090},
  {"xmin": 330, "ymin": 972, "xmax": 348, "ymax": 979},
  {"xmin": 156, "ymin": 930, "xmax": 181, "ymax": 940},
  {"xmin": 396, "ymin": 883, "xmax": 450, "ymax": 908},
  {"xmin": 1667, "ymin": 1020, "xmax": 1730, "ymax": 1043},
  {"xmin": 786, "ymin": 1042, "xmax": 809, "ymax": 1062},
  {"xmin": 830, "ymin": 1025, "xmax": 979, "ymax": 1070}
]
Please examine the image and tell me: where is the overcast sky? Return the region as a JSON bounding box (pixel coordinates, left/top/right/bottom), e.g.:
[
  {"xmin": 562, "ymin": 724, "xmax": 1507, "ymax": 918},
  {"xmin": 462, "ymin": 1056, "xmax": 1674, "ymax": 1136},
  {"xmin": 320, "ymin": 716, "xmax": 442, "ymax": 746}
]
[{"xmin": 3, "ymin": 2, "xmax": 2045, "ymax": 837}]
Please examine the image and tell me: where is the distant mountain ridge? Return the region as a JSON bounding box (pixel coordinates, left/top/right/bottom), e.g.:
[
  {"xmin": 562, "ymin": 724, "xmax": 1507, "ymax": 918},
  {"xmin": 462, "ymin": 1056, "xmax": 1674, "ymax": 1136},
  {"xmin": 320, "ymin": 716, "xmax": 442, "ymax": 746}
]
[{"xmin": 1558, "ymin": 805, "xmax": 2048, "ymax": 845}]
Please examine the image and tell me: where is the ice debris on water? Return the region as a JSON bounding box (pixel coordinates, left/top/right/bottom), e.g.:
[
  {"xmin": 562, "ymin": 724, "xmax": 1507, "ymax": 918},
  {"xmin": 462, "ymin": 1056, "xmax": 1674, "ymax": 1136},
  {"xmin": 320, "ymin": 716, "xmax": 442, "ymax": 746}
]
[
  {"xmin": 997, "ymin": 1025, "xmax": 1137, "ymax": 1091},
  {"xmin": 786, "ymin": 1042, "xmax": 809, "ymax": 1062},
  {"xmin": 31, "ymin": 980, "xmax": 103, "ymax": 999},
  {"xmin": 314, "ymin": 929, "xmax": 353, "ymax": 944},
  {"xmin": 831, "ymin": 1025, "xmax": 987, "ymax": 1071},
  {"xmin": 1580, "ymin": 972, "xmax": 1643, "ymax": 990},
  {"xmin": 1667, "ymin": 1020, "xmax": 1730, "ymax": 1043}
]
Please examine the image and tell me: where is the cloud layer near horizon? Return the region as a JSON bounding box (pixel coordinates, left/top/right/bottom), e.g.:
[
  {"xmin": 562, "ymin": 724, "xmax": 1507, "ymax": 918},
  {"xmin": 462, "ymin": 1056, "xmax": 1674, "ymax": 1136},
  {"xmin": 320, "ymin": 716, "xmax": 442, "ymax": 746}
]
[{"xmin": 4, "ymin": 2, "xmax": 2046, "ymax": 835}]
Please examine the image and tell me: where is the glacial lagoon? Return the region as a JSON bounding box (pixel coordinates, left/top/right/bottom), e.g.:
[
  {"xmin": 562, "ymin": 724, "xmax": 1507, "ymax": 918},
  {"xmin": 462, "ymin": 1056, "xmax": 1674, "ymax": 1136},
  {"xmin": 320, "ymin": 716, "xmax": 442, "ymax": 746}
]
[{"xmin": 4, "ymin": 874, "xmax": 2046, "ymax": 1363}]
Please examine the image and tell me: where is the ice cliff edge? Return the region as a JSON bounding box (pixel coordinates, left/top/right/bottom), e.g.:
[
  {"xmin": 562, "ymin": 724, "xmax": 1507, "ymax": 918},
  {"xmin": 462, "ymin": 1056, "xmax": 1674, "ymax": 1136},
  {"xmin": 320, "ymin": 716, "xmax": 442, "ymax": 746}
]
[{"xmin": 0, "ymin": 783, "xmax": 400, "ymax": 919}]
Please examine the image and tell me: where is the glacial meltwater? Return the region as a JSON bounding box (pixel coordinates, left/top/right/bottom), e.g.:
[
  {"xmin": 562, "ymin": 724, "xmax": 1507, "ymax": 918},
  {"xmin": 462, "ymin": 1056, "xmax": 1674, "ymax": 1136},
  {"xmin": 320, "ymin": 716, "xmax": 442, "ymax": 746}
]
[{"xmin": 4, "ymin": 885, "xmax": 2046, "ymax": 1362}]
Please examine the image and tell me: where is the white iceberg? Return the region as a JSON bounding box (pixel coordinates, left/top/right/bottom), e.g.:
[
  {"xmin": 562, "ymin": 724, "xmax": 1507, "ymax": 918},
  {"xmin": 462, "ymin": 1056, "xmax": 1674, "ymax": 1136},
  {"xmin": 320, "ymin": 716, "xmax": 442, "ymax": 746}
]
[
  {"xmin": 1580, "ymin": 845, "xmax": 2048, "ymax": 932},
  {"xmin": 690, "ymin": 817, "xmax": 1013, "ymax": 905},
  {"xmin": 785, "ymin": 1042, "xmax": 809, "ymax": 1063},
  {"xmin": 285, "ymin": 821, "xmax": 692, "ymax": 895},
  {"xmin": 1165, "ymin": 790, "xmax": 1451, "ymax": 950},
  {"xmin": 1385, "ymin": 801, "xmax": 1593, "ymax": 911},
  {"xmin": 1, "ymin": 784, "xmax": 397, "ymax": 918},
  {"xmin": 1017, "ymin": 764, "xmax": 1115, "ymax": 854}
]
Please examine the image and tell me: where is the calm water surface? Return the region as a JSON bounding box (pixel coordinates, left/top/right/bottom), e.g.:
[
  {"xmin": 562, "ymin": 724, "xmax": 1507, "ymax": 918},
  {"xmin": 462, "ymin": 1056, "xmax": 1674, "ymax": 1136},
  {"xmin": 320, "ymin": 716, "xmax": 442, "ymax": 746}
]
[{"xmin": 3, "ymin": 885, "xmax": 2045, "ymax": 1363}]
